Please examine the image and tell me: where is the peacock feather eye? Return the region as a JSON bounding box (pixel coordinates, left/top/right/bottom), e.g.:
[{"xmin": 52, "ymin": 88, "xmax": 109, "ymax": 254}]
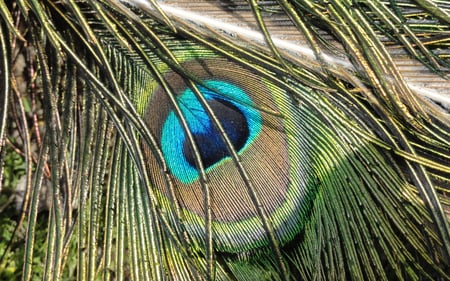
[{"xmin": 143, "ymin": 56, "xmax": 316, "ymax": 253}]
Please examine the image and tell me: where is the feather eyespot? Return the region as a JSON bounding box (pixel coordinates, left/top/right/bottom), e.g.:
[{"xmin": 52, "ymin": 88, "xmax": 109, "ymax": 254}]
[{"xmin": 143, "ymin": 57, "xmax": 315, "ymax": 252}]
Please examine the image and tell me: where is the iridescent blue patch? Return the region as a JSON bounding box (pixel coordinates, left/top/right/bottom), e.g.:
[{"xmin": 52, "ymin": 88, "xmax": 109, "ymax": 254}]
[{"xmin": 161, "ymin": 80, "xmax": 262, "ymax": 184}]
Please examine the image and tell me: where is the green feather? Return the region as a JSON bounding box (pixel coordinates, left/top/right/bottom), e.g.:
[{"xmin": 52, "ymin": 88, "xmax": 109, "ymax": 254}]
[{"xmin": 0, "ymin": 0, "xmax": 449, "ymax": 280}]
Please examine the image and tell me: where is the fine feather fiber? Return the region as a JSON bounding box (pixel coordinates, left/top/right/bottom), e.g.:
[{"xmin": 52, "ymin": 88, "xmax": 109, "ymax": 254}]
[{"xmin": 0, "ymin": 0, "xmax": 449, "ymax": 280}]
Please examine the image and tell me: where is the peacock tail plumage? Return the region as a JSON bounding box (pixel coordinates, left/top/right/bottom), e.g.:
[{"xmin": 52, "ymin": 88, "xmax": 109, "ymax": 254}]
[{"xmin": 0, "ymin": 0, "xmax": 449, "ymax": 280}]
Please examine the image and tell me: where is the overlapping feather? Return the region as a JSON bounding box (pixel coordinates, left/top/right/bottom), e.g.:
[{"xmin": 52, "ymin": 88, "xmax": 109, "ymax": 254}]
[{"xmin": 0, "ymin": 0, "xmax": 449, "ymax": 280}]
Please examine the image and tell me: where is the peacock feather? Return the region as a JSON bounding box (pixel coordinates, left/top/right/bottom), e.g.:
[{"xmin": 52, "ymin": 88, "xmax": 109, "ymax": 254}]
[{"xmin": 0, "ymin": 0, "xmax": 449, "ymax": 280}]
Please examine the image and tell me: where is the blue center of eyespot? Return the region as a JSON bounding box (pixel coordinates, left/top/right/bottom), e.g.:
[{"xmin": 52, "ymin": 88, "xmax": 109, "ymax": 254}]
[
  {"xmin": 182, "ymin": 98, "xmax": 249, "ymax": 168},
  {"xmin": 161, "ymin": 80, "xmax": 262, "ymax": 184}
]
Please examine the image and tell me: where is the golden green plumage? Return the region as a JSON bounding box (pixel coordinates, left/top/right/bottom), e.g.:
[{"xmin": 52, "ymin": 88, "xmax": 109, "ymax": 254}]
[{"xmin": 0, "ymin": 0, "xmax": 449, "ymax": 280}]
